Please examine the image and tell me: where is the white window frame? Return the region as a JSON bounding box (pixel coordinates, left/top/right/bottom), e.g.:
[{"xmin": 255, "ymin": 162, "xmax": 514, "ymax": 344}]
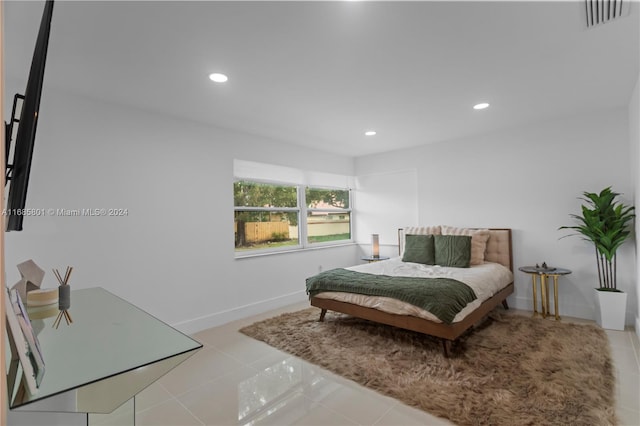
[
  {"xmin": 234, "ymin": 178, "xmax": 353, "ymax": 257},
  {"xmin": 305, "ymin": 185, "xmax": 352, "ymax": 248}
]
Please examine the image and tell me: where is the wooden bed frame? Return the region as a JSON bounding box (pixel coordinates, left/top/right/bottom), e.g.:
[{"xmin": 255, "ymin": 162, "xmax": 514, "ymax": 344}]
[{"xmin": 310, "ymin": 228, "xmax": 514, "ymax": 356}]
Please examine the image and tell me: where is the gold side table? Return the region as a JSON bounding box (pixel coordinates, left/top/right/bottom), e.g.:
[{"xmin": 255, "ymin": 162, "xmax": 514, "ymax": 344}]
[{"xmin": 518, "ymin": 266, "xmax": 572, "ymax": 320}]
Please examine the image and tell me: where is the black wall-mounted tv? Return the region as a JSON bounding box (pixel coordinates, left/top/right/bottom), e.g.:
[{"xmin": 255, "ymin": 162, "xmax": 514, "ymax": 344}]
[{"xmin": 5, "ymin": 0, "xmax": 54, "ymax": 231}]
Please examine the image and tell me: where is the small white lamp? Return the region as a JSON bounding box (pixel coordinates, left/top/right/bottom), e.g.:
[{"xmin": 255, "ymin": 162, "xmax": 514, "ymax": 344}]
[{"xmin": 372, "ymin": 234, "xmax": 380, "ymax": 259}]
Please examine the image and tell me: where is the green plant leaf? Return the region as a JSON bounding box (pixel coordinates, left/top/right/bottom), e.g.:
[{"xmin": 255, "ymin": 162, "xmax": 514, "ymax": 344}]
[{"xmin": 559, "ymin": 186, "xmax": 635, "ymax": 289}]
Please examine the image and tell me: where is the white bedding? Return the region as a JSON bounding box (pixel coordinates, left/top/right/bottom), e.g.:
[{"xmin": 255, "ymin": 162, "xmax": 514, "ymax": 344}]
[{"xmin": 314, "ymin": 257, "xmax": 514, "ymax": 323}]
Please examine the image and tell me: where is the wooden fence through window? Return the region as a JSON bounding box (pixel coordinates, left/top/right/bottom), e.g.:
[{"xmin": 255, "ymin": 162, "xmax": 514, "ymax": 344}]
[{"xmin": 235, "ymin": 221, "xmax": 290, "ymax": 244}]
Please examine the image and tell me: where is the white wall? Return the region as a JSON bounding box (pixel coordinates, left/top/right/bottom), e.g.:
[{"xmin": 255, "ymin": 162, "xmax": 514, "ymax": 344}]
[
  {"xmin": 630, "ymin": 73, "xmax": 640, "ymax": 337},
  {"xmin": 353, "ymin": 169, "xmax": 418, "ymax": 259},
  {"xmin": 3, "ymin": 86, "xmax": 358, "ymax": 333},
  {"xmin": 355, "ymin": 108, "xmax": 637, "ymax": 324},
  {"xmin": 5, "ymin": 81, "xmax": 638, "ymax": 331}
]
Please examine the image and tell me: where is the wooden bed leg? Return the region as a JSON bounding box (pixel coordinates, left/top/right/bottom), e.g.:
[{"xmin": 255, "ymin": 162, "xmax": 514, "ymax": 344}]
[
  {"xmin": 319, "ymin": 309, "xmax": 327, "ymax": 322},
  {"xmin": 502, "ymin": 300, "xmax": 509, "ymax": 310},
  {"xmin": 441, "ymin": 339, "xmax": 451, "ymax": 358}
]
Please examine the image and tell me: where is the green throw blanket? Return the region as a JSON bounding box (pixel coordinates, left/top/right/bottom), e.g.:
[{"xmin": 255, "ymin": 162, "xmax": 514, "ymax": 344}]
[{"xmin": 306, "ymin": 269, "xmax": 477, "ymax": 324}]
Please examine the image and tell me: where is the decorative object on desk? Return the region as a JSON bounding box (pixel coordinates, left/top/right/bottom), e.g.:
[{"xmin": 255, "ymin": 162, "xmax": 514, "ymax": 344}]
[
  {"xmin": 371, "ymin": 234, "xmax": 380, "ymax": 259},
  {"xmin": 559, "ymin": 186, "xmax": 635, "ymax": 330},
  {"xmin": 27, "ymin": 304, "xmax": 59, "ymax": 320},
  {"xmin": 7, "ymin": 288, "xmax": 46, "ymax": 390},
  {"xmin": 26, "ymin": 288, "xmax": 59, "ymax": 307},
  {"xmin": 5, "ymin": 288, "xmax": 39, "ymax": 396},
  {"xmin": 12, "ymin": 290, "xmax": 46, "ymax": 386},
  {"xmin": 57, "ymin": 284, "xmax": 71, "ymax": 310},
  {"xmin": 12, "ymin": 259, "xmax": 45, "ymax": 302},
  {"xmin": 52, "ymin": 266, "xmax": 73, "ymax": 328}
]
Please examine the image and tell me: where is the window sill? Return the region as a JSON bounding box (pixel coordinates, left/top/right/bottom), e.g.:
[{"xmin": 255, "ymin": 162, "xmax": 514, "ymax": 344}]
[{"xmin": 235, "ymin": 241, "xmax": 356, "ymax": 260}]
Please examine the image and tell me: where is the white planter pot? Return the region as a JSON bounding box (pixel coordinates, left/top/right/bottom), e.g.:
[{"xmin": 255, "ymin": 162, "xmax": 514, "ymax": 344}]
[{"xmin": 594, "ymin": 289, "xmax": 627, "ymax": 330}]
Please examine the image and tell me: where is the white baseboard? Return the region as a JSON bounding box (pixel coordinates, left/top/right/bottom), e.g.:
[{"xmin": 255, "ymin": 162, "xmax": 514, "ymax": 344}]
[
  {"xmin": 173, "ymin": 292, "xmax": 632, "ymax": 336},
  {"xmin": 172, "ymin": 290, "xmax": 308, "ymax": 335},
  {"xmin": 636, "ymin": 316, "xmax": 640, "ymax": 340}
]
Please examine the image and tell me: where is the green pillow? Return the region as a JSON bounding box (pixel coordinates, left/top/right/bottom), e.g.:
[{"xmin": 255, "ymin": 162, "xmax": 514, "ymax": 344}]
[
  {"xmin": 434, "ymin": 235, "xmax": 472, "ymax": 268},
  {"xmin": 402, "ymin": 234, "xmax": 435, "ymax": 265}
]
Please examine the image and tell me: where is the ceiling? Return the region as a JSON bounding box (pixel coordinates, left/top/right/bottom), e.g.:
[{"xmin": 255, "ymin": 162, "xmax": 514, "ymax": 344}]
[{"xmin": 4, "ymin": 1, "xmax": 639, "ymax": 157}]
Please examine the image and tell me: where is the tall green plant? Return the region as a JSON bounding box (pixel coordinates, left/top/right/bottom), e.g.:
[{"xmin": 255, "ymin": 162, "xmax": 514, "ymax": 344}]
[{"xmin": 559, "ymin": 187, "xmax": 635, "ymax": 291}]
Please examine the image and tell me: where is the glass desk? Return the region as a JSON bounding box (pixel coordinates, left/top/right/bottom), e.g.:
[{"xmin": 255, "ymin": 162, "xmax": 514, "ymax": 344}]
[{"xmin": 8, "ymin": 287, "xmax": 202, "ymax": 425}]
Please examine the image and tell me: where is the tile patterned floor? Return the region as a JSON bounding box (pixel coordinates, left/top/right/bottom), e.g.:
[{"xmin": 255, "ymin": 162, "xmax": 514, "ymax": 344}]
[{"xmin": 99, "ymin": 302, "xmax": 640, "ymax": 426}]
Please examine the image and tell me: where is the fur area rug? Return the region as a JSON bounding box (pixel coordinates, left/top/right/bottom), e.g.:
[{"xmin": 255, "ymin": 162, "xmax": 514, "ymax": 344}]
[{"xmin": 240, "ymin": 308, "xmax": 616, "ymax": 426}]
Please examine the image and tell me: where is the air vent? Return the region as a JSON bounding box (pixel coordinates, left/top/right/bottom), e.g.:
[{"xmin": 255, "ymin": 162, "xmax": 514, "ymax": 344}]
[{"xmin": 584, "ymin": 0, "xmax": 631, "ymax": 28}]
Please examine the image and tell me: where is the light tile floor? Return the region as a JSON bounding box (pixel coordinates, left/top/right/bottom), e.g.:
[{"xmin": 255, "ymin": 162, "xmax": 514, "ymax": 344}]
[{"xmin": 105, "ymin": 303, "xmax": 640, "ymax": 426}]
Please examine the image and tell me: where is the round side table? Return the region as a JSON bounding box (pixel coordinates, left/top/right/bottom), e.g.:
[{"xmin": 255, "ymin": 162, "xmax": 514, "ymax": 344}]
[
  {"xmin": 518, "ymin": 266, "xmax": 572, "ymax": 320},
  {"xmin": 361, "ymin": 256, "xmax": 390, "ymax": 263}
]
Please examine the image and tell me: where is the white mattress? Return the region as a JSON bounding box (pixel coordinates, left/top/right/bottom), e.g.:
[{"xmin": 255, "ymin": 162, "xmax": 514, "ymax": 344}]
[{"xmin": 314, "ymin": 257, "xmax": 514, "ymax": 323}]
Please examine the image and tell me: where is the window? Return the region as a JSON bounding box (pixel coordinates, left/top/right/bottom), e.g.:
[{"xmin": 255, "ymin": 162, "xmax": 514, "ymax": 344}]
[
  {"xmin": 234, "ymin": 181, "xmax": 300, "ymax": 252},
  {"xmin": 306, "ymin": 187, "xmax": 351, "ymax": 245},
  {"xmin": 234, "ymin": 180, "xmax": 352, "ymax": 254}
]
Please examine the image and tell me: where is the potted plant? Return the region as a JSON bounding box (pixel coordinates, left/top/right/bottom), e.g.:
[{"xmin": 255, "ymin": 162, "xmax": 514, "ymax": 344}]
[{"xmin": 559, "ymin": 187, "xmax": 635, "ymax": 330}]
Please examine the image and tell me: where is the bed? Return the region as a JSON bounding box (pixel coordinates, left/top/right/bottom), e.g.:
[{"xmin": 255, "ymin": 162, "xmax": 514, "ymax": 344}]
[{"xmin": 307, "ymin": 227, "xmax": 514, "ymax": 356}]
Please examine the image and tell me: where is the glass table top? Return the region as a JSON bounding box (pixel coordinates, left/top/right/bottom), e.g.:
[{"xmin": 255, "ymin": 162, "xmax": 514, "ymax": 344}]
[
  {"xmin": 518, "ymin": 266, "xmax": 572, "ymax": 275},
  {"xmin": 10, "ymin": 287, "xmax": 202, "ymax": 409}
]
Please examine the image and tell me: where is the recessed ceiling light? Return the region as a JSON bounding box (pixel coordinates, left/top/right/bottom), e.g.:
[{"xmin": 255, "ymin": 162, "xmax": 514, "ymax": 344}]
[
  {"xmin": 473, "ymin": 102, "xmax": 490, "ymax": 110},
  {"xmin": 209, "ymin": 73, "xmax": 228, "ymax": 83},
  {"xmin": 365, "ymin": 130, "xmax": 377, "ymax": 136}
]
